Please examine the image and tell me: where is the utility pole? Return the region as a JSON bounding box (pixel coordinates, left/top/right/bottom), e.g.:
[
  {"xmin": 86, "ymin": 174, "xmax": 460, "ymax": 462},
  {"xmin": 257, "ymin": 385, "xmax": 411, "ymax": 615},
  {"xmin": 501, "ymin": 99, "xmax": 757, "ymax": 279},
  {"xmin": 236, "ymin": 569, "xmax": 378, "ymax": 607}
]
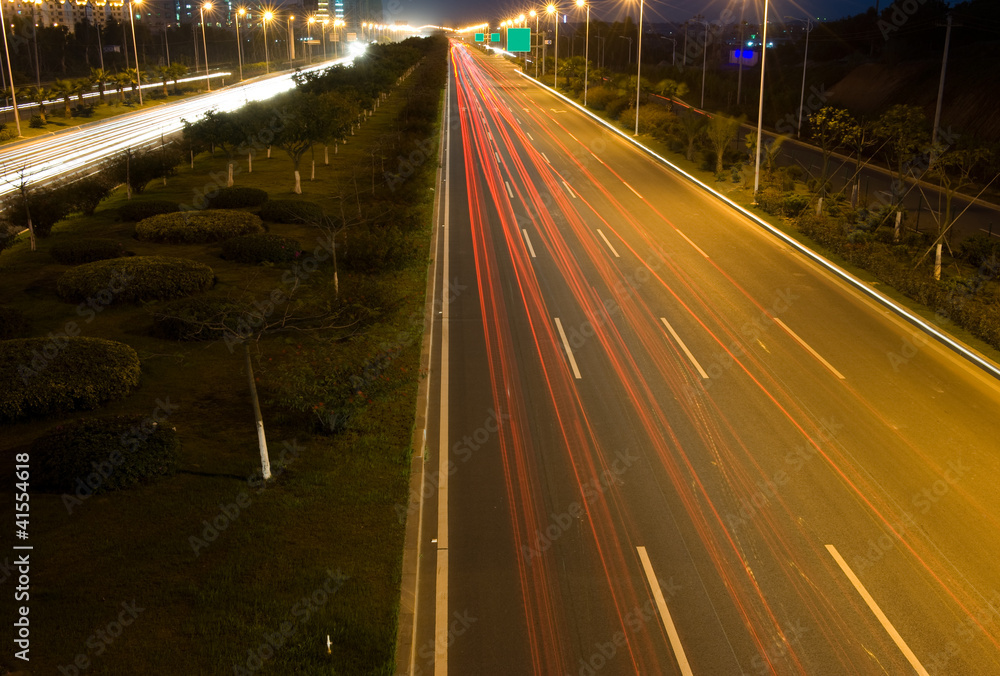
[
  {"xmin": 931, "ymin": 13, "xmax": 954, "ymax": 153},
  {"xmin": 796, "ymin": 18, "xmax": 812, "ymax": 138}
]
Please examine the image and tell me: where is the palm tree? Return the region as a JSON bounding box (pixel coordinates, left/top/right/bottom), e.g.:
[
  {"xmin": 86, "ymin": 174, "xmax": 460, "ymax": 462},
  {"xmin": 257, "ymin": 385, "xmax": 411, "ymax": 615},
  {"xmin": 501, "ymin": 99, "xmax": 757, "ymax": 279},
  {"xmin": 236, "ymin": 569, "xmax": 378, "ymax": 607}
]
[
  {"xmin": 73, "ymin": 78, "xmax": 88, "ymax": 107},
  {"xmin": 122, "ymin": 68, "xmax": 140, "ymax": 99},
  {"xmin": 90, "ymin": 68, "xmax": 110, "ymax": 104},
  {"xmin": 22, "ymin": 86, "xmax": 51, "ymax": 122},
  {"xmin": 53, "ymin": 79, "xmax": 74, "ymax": 117},
  {"xmin": 168, "ymin": 63, "xmax": 187, "ymax": 95},
  {"xmin": 155, "ymin": 65, "xmax": 171, "ymax": 97},
  {"xmin": 112, "ymin": 72, "xmax": 129, "ymax": 104}
]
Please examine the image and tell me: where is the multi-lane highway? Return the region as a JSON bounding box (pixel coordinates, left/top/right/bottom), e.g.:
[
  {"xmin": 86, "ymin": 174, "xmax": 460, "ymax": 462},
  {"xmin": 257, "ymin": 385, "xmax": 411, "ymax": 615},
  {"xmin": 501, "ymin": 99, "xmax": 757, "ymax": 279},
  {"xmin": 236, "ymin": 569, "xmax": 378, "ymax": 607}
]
[
  {"xmin": 0, "ymin": 53, "xmax": 357, "ymax": 198},
  {"xmin": 409, "ymin": 41, "xmax": 1000, "ymax": 675}
]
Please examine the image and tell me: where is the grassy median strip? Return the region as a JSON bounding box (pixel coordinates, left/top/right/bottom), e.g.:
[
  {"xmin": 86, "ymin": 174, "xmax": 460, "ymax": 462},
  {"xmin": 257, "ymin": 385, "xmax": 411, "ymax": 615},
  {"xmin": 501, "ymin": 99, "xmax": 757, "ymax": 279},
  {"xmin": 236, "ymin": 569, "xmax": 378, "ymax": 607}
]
[{"xmin": 0, "ymin": 37, "xmax": 445, "ymax": 675}]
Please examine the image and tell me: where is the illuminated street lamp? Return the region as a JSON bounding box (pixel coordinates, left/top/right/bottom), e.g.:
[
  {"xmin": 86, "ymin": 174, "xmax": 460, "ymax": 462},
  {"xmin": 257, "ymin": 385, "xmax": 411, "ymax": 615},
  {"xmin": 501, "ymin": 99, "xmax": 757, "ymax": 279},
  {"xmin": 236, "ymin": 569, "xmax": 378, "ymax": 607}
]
[
  {"xmin": 200, "ymin": 2, "xmax": 212, "ymax": 92},
  {"xmin": 0, "ymin": 2, "xmax": 20, "ymax": 136},
  {"xmin": 236, "ymin": 7, "xmax": 246, "ymax": 81},
  {"xmin": 547, "ymin": 3, "xmax": 557, "ymax": 89},
  {"xmin": 262, "ymin": 10, "xmax": 273, "ymax": 74},
  {"xmin": 128, "ymin": 0, "xmax": 143, "ymax": 104},
  {"xmin": 576, "ymin": 0, "xmax": 589, "ymax": 106},
  {"xmin": 287, "ymin": 15, "xmax": 295, "ymax": 62},
  {"xmin": 752, "ymin": 0, "xmax": 770, "ymax": 200},
  {"xmin": 307, "ymin": 16, "xmax": 316, "ymax": 64},
  {"xmin": 321, "ymin": 19, "xmax": 328, "ymax": 60}
]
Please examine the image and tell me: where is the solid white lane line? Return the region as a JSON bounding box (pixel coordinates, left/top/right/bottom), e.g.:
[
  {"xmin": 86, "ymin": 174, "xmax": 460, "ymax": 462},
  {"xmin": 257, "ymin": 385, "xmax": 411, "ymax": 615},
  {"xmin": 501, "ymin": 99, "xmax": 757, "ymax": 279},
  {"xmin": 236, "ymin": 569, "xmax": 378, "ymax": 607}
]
[
  {"xmin": 660, "ymin": 318, "xmax": 709, "ymax": 379},
  {"xmin": 542, "ymin": 152, "xmax": 551, "ymax": 164},
  {"xmin": 562, "ymin": 180, "xmax": 577, "ymax": 199},
  {"xmin": 435, "ymin": 68, "xmax": 453, "ymax": 676},
  {"xmin": 596, "ymin": 229, "xmax": 621, "ymax": 258},
  {"xmin": 637, "ymin": 547, "xmax": 694, "ymax": 676},
  {"xmin": 554, "ymin": 317, "xmax": 582, "ymax": 379},
  {"xmin": 676, "ymin": 229, "xmax": 709, "ymax": 258},
  {"xmin": 522, "ymin": 229, "xmax": 537, "ymax": 258},
  {"xmin": 505, "ymin": 181, "xmax": 514, "ymax": 198},
  {"xmin": 773, "ymin": 318, "xmax": 846, "ymax": 380},
  {"xmin": 826, "ymin": 545, "xmax": 929, "ymax": 676},
  {"xmin": 623, "ymin": 181, "xmax": 643, "ymax": 199}
]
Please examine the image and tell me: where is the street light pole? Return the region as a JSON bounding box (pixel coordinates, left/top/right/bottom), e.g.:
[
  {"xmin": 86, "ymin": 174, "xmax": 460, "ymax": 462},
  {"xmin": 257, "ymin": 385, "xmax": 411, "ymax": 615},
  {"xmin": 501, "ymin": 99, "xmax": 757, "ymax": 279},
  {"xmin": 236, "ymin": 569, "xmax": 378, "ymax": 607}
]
[
  {"xmin": 577, "ymin": 0, "xmax": 589, "ymax": 106},
  {"xmin": 737, "ymin": 18, "xmax": 745, "ymax": 106},
  {"xmin": 547, "ymin": 4, "xmax": 558, "ymax": 89},
  {"xmin": 796, "ymin": 17, "xmax": 812, "ymax": 138},
  {"xmin": 531, "ymin": 10, "xmax": 538, "ymax": 78},
  {"xmin": 753, "ymin": 0, "xmax": 770, "ymax": 200},
  {"xmin": 200, "ymin": 3, "xmax": 212, "ymax": 92},
  {"xmin": 699, "ymin": 18, "xmax": 708, "ymax": 109},
  {"xmin": 263, "ymin": 11, "xmax": 272, "ymax": 74},
  {"xmin": 0, "ymin": 2, "xmax": 20, "ymax": 136},
  {"xmin": 634, "ymin": 0, "xmax": 644, "ymax": 136},
  {"xmin": 128, "ymin": 0, "xmax": 143, "ymax": 104},
  {"xmin": 931, "ymin": 13, "xmax": 954, "ymax": 151},
  {"xmin": 235, "ymin": 7, "xmax": 245, "ymax": 81}
]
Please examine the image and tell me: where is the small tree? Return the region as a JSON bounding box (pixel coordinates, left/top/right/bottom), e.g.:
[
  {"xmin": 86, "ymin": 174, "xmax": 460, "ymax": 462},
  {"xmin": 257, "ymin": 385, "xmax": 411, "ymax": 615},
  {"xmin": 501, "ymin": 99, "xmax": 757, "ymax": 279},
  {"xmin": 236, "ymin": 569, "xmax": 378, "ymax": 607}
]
[
  {"xmin": 677, "ymin": 112, "xmax": 707, "ymax": 163},
  {"xmin": 808, "ymin": 106, "xmax": 854, "ymax": 193},
  {"xmin": 706, "ymin": 113, "xmax": 741, "ymax": 175},
  {"xmin": 874, "ymin": 104, "xmax": 930, "ymax": 205},
  {"xmin": 272, "ymin": 92, "xmax": 327, "ymax": 194}
]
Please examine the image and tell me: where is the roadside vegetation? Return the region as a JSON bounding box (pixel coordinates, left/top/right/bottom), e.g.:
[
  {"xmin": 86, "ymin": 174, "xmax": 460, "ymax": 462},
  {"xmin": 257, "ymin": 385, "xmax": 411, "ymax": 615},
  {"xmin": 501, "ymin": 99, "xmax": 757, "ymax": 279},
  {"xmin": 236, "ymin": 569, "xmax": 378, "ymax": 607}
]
[{"xmin": 0, "ymin": 34, "xmax": 446, "ymax": 675}]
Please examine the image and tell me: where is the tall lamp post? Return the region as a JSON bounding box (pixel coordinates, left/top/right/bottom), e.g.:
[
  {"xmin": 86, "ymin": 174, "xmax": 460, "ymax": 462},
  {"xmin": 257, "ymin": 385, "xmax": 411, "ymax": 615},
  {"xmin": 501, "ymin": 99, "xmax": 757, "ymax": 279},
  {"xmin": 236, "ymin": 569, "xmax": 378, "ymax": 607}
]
[
  {"xmin": 128, "ymin": 0, "xmax": 143, "ymax": 104},
  {"xmin": 0, "ymin": 2, "xmax": 20, "ymax": 136},
  {"xmin": 307, "ymin": 16, "xmax": 315, "ymax": 64},
  {"xmin": 695, "ymin": 16, "xmax": 708, "ymax": 109},
  {"xmin": 794, "ymin": 17, "xmax": 812, "ymax": 138},
  {"xmin": 753, "ymin": 0, "xmax": 770, "ymax": 200},
  {"xmin": 634, "ymin": 0, "xmax": 644, "ymax": 136},
  {"xmin": 577, "ymin": 0, "xmax": 589, "ymax": 106},
  {"xmin": 530, "ymin": 10, "xmax": 538, "ymax": 78},
  {"xmin": 547, "ymin": 4, "xmax": 558, "ymax": 88},
  {"xmin": 321, "ymin": 19, "xmax": 328, "ymax": 60},
  {"xmin": 619, "ymin": 35, "xmax": 632, "ymax": 64},
  {"xmin": 287, "ymin": 16, "xmax": 295, "ymax": 62},
  {"xmin": 199, "ymin": 2, "xmax": 212, "ymax": 91},
  {"xmin": 262, "ymin": 11, "xmax": 272, "ymax": 74},
  {"xmin": 235, "ymin": 7, "xmax": 246, "ymax": 81}
]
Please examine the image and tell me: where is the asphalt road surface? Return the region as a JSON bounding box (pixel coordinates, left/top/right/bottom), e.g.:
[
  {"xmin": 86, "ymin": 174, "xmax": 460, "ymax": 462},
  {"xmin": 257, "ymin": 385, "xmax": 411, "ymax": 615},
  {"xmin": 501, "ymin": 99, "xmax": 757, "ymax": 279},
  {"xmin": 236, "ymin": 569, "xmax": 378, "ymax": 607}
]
[{"xmin": 410, "ymin": 41, "xmax": 1000, "ymax": 676}]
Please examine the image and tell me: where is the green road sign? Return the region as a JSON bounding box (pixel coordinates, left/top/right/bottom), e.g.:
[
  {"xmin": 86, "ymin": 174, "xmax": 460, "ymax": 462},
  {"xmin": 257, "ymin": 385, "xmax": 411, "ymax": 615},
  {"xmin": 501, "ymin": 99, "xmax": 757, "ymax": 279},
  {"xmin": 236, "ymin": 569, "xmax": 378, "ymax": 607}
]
[
  {"xmin": 475, "ymin": 33, "xmax": 484, "ymax": 42},
  {"xmin": 507, "ymin": 27, "xmax": 531, "ymax": 52},
  {"xmin": 491, "ymin": 33, "xmax": 500, "ymax": 43}
]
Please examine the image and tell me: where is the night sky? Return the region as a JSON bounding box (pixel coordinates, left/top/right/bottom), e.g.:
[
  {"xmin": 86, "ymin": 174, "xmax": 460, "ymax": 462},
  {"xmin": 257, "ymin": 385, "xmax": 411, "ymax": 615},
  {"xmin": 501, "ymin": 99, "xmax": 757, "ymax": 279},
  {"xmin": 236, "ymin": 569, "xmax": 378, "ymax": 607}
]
[{"xmin": 392, "ymin": 0, "xmax": 897, "ymax": 30}]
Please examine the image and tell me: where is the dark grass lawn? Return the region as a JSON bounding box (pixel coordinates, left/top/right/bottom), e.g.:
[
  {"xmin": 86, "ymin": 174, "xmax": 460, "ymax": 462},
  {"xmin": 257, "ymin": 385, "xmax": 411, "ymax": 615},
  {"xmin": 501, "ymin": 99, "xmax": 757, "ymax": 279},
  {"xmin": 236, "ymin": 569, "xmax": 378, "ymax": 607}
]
[{"xmin": 0, "ymin": 68, "xmax": 437, "ymax": 675}]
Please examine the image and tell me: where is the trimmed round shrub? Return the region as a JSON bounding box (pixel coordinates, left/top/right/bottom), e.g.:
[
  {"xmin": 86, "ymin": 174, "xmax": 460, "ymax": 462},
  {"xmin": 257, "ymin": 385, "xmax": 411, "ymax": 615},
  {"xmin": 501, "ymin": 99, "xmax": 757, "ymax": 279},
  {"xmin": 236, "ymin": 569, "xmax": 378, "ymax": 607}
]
[
  {"xmin": 259, "ymin": 199, "xmax": 324, "ymax": 224},
  {"xmin": 207, "ymin": 187, "xmax": 269, "ymax": 209},
  {"xmin": 135, "ymin": 210, "xmax": 264, "ymax": 243},
  {"xmin": 118, "ymin": 199, "xmax": 180, "ymax": 222},
  {"xmin": 341, "ymin": 225, "xmax": 413, "ymax": 273},
  {"xmin": 50, "ymin": 239, "xmax": 126, "ymax": 265},
  {"xmin": 57, "ymin": 256, "xmax": 215, "ymax": 305},
  {"xmin": 151, "ymin": 297, "xmax": 253, "ymax": 341},
  {"xmin": 221, "ymin": 233, "xmax": 303, "ymax": 264},
  {"xmin": 0, "ymin": 306, "xmax": 29, "ymax": 339},
  {"xmin": 0, "ymin": 337, "xmax": 141, "ymax": 421},
  {"xmin": 32, "ymin": 415, "xmax": 179, "ymax": 494}
]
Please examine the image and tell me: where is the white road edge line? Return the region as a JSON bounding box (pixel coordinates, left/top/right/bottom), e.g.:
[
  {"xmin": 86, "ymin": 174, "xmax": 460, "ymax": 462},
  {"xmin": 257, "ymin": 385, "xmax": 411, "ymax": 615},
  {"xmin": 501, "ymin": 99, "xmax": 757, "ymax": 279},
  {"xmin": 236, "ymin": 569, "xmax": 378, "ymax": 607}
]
[
  {"xmin": 676, "ymin": 229, "xmax": 709, "ymax": 258},
  {"xmin": 826, "ymin": 544, "xmax": 930, "ymax": 676},
  {"xmin": 596, "ymin": 229, "xmax": 621, "ymax": 258},
  {"xmin": 636, "ymin": 546, "xmax": 694, "ymax": 676},
  {"xmin": 660, "ymin": 318, "xmax": 709, "ymax": 379},
  {"xmin": 554, "ymin": 317, "xmax": 582, "ymax": 379},
  {"xmin": 434, "ymin": 63, "xmax": 453, "ymax": 676},
  {"xmin": 562, "ymin": 180, "xmax": 577, "ymax": 199},
  {"xmin": 522, "ymin": 229, "xmax": 537, "ymax": 258},
  {"xmin": 623, "ymin": 181, "xmax": 643, "ymax": 199},
  {"xmin": 505, "ymin": 181, "xmax": 514, "ymax": 198},
  {"xmin": 773, "ymin": 318, "xmax": 846, "ymax": 380}
]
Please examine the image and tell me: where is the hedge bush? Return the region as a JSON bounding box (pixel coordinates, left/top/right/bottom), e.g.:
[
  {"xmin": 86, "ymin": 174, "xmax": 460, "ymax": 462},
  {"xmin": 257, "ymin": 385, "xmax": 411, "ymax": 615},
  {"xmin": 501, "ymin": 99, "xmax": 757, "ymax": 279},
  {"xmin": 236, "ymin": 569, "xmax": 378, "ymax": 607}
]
[
  {"xmin": 341, "ymin": 225, "xmax": 413, "ymax": 274},
  {"xmin": 0, "ymin": 337, "xmax": 141, "ymax": 421},
  {"xmin": 150, "ymin": 297, "xmax": 253, "ymax": 341},
  {"xmin": 57, "ymin": 256, "xmax": 215, "ymax": 304},
  {"xmin": 960, "ymin": 233, "xmax": 1000, "ymax": 268},
  {"xmin": 32, "ymin": 415, "xmax": 179, "ymax": 494},
  {"xmin": 0, "ymin": 307, "xmax": 29, "ymax": 339},
  {"xmin": 118, "ymin": 200, "xmax": 180, "ymax": 222},
  {"xmin": 136, "ymin": 210, "xmax": 264, "ymax": 244},
  {"xmin": 259, "ymin": 199, "xmax": 324, "ymax": 224},
  {"xmin": 221, "ymin": 233, "xmax": 303, "ymax": 264},
  {"xmin": 207, "ymin": 187, "xmax": 270, "ymax": 209},
  {"xmin": 50, "ymin": 239, "xmax": 126, "ymax": 265}
]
